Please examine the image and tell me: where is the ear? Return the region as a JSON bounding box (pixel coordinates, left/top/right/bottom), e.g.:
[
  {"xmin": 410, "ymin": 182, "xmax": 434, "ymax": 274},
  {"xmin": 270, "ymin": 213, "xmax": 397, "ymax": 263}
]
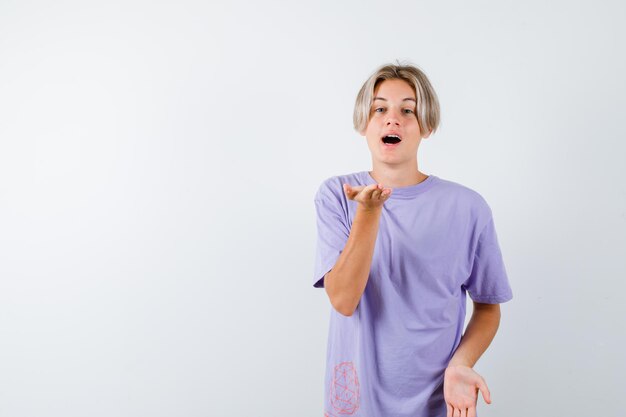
[{"xmin": 421, "ymin": 130, "xmax": 432, "ymax": 139}]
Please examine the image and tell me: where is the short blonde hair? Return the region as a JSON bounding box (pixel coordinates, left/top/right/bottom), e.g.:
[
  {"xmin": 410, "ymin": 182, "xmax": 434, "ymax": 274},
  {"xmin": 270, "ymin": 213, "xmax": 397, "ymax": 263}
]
[{"xmin": 353, "ymin": 60, "xmax": 441, "ymax": 137}]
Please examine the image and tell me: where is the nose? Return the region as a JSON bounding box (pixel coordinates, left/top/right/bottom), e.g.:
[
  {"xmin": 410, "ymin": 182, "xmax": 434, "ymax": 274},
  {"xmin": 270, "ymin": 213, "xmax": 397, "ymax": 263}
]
[{"xmin": 385, "ymin": 108, "xmax": 402, "ymax": 126}]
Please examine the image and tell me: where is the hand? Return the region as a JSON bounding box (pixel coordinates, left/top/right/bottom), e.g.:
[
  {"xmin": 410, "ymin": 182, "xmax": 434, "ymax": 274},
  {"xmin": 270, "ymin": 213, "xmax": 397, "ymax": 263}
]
[
  {"xmin": 343, "ymin": 183, "xmax": 392, "ymax": 211},
  {"xmin": 443, "ymin": 365, "xmax": 491, "ymax": 417}
]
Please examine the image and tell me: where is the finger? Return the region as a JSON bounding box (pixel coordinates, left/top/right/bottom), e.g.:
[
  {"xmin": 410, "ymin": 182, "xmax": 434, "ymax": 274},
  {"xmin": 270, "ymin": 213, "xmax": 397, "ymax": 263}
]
[
  {"xmin": 446, "ymin": 403, "xmax": 453, "ymax": 417},
  {"xmin": 343, "ymin": 183, "xmax": 363, "ymax": 199},
  {"xmin": 371, "ymin": 184, "xmax": 383, "ymax": 200},
  {"xmin": 462, "ymin": 408, "xmax": 468, "ymax": 417},
  {"xmin": 355, "ymin": 183, "xmax": 374, "ymax": 197},
  {"xmin": 453, "ymin": 407, "xmax": 461, "ymax": 417},
  {"xmin": 342, "ymin": 183, "xmax": 351, "ymax": 197},
  {"xmin": 478, "ymin": 377, "xmax": 491, "ymax": 404},
  {"xmin": 343, "ymin": 183, "xmax": 356, "ymax": 197},
  {"xmin": 468, "ymin": 406, "xmax": 476, "ymax": 417},
  {"xmin": 364, "ymin": 183, "xmax": 380, "ymax": 199},
  {"xmin": 369, "ymin": 183, "xmax": 382, "ymax": 193},
  {"xmin": 374, "ymin": 183, "xmax": 386, "ymax": 198},
  {"xmin": 375, "ymin": 184, "xmax": 391, "ymax": 199}
]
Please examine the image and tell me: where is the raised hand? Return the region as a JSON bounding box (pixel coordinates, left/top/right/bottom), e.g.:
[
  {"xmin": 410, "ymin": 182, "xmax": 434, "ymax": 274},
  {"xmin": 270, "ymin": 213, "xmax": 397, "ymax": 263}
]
[
  {"xmin": 443, "ymin": 365, "xmax": 492, "ymax": 417},
  {"xmin": 343, "ymin": 183, "xmax": 392, "ymax": 211}
]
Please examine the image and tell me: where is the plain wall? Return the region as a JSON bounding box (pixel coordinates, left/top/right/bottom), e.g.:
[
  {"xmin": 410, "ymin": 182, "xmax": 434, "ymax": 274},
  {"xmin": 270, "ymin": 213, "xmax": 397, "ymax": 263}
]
[{"xmin": 0, "ymin": 0, "xmax": 624, "ymax": 416}]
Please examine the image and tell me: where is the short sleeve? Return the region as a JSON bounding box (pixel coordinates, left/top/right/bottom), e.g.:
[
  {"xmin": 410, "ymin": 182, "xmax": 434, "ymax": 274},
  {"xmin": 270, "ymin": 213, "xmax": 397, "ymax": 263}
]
[
  {"xmin": 462, "ymin": 215, "xmax": 513, "ymax": 303},
  {"xmin": 312, "ymin": 183, "xmax": 350, "ymax": 288}
]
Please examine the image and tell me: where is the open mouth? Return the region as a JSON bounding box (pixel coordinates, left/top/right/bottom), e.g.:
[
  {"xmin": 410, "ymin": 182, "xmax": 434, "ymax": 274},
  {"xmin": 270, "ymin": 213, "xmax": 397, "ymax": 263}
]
[{"xmin": 382, "ymin": 134, "xmax": 402, "ymax": 145}]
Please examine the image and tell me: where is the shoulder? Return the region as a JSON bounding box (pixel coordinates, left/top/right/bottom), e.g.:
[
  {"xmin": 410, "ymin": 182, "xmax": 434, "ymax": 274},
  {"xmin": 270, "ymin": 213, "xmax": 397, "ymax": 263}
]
[{"xmin": 433, "ymin": 176, "xmax": 493, "ymax": 222}]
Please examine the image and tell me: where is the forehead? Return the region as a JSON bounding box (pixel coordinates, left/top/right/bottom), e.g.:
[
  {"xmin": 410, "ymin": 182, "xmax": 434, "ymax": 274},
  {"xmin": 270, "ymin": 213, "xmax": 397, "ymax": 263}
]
[{"xmin": 372, "ymin": 79, "xmax": 416, "ymax": 104}]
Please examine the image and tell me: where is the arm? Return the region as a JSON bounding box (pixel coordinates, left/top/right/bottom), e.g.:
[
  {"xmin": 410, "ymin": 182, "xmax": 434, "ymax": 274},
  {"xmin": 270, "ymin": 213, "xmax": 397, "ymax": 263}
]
[
  {"xmin": 448, "ymin": 302, "xmax": 501, "ymax": 367},
  {"xmin": 443, "ymin": 210, "xmax": 512, "ymax": 415},
  {"xmin": 325, "ymin": 205, "xmax": 382, "ymax": 317},
  {"xmin": 443, "ymin": 302, "xmax": 501, "ymax": 415}
]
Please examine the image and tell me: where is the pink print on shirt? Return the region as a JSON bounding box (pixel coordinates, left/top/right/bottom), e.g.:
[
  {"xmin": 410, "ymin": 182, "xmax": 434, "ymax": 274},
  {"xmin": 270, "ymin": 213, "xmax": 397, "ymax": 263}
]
[{"xmin": 327, "ymin": 361, "xmax": 360, "ymax": 416}]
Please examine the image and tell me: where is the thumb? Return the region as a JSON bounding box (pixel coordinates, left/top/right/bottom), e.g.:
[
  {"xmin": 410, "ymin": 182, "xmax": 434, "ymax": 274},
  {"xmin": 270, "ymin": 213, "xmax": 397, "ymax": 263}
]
[{"xmin": 477, "ymin": 378, "xmax": 491, "ymax": 404}]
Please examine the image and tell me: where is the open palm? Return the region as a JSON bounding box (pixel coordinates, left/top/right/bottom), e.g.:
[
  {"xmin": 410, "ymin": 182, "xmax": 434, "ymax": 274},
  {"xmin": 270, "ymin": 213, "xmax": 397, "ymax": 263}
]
[{"xmin": 443, "ymin": 365, "xmax": 491, "ymax": 417}]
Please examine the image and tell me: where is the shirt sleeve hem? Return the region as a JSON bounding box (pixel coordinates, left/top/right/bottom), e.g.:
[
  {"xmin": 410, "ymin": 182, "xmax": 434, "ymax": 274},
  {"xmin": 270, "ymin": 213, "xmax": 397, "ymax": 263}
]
[
  {"xmin": 469, "ymin": 292, "xmax": 513, "ymax": 304},
  {"xmin": 313, "ymin": 265, "xmax": 334, "ymax": 289}
]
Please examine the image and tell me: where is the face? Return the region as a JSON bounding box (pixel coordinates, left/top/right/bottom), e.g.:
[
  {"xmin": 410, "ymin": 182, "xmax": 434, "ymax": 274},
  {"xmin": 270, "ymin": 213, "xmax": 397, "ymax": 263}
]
[{"xmin": 359, "ymin": 78, "xmax": 430, "ymax": 166}]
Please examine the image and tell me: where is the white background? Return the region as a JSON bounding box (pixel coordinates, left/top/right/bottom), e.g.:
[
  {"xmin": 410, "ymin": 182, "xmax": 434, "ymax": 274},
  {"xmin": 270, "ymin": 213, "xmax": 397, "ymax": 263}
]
[{"xmin": 0, "ymin": 1, "xmax": 624, "ymax": 416}]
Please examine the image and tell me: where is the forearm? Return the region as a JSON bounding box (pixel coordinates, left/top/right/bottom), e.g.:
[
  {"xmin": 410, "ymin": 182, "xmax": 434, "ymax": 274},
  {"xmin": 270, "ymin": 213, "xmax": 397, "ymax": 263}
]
[
  {"xmin": 325, "ymin": 206, "xmax": 381, "ymax": 316},
  {"xmin": 448, "ymin": 306, "xmax": 501, "ymax": 368}
]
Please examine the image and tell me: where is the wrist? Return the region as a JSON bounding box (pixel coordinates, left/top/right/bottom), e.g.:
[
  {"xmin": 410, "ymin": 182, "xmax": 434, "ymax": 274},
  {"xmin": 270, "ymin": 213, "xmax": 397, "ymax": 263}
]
[
  {"xmin": 447, "ymin": 358, "xmax": 472, "ymax": 368},
  {"xmin": 356, "ymin": 205, "xmax": 382, "ymax": 215}
]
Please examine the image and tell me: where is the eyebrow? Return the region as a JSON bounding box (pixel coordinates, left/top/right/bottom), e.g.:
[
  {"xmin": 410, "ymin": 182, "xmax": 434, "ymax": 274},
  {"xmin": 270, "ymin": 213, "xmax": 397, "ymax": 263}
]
[{"xmin": 373, "ymin": 96, "xmax": 416, "ymax": 103}]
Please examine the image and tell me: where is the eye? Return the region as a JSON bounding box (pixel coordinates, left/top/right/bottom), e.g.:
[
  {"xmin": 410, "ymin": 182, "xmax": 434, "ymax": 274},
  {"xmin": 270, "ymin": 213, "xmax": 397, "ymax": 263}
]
[
  {"xmin": 403, "ymin": 109, "xmax": 414, "ymax": 114},
  {"xmin": 374, "ymin": 107, "xmax": 384, "ymax": 113}
]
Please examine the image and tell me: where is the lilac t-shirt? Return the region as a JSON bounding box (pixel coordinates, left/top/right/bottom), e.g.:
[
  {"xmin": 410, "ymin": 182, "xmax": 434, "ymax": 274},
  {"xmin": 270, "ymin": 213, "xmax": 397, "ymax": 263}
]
[{"xmin": 313, "ymin": 171, "xmax": 513, "ymax": 417}]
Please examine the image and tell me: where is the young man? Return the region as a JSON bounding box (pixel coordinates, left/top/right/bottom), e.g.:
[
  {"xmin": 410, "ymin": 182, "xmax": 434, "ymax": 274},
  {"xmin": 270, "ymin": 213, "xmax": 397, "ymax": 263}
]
[{"xmin": 313, "ymin": 62, "xmax": 513, "ymax": 417}]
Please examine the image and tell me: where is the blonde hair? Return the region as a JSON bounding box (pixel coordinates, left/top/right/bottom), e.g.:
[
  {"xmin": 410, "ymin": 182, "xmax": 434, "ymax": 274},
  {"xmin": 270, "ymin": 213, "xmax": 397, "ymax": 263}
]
[{"xmin": 353, "ymin": 60, "xmax": 441, "ymax": 137}]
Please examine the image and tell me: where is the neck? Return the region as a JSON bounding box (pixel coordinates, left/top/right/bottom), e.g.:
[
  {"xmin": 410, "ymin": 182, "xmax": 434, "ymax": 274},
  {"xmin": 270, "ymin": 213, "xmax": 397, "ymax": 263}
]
[{"xmin": 369, "ymin": 165, "xmax": 428, "ymax": 188}]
